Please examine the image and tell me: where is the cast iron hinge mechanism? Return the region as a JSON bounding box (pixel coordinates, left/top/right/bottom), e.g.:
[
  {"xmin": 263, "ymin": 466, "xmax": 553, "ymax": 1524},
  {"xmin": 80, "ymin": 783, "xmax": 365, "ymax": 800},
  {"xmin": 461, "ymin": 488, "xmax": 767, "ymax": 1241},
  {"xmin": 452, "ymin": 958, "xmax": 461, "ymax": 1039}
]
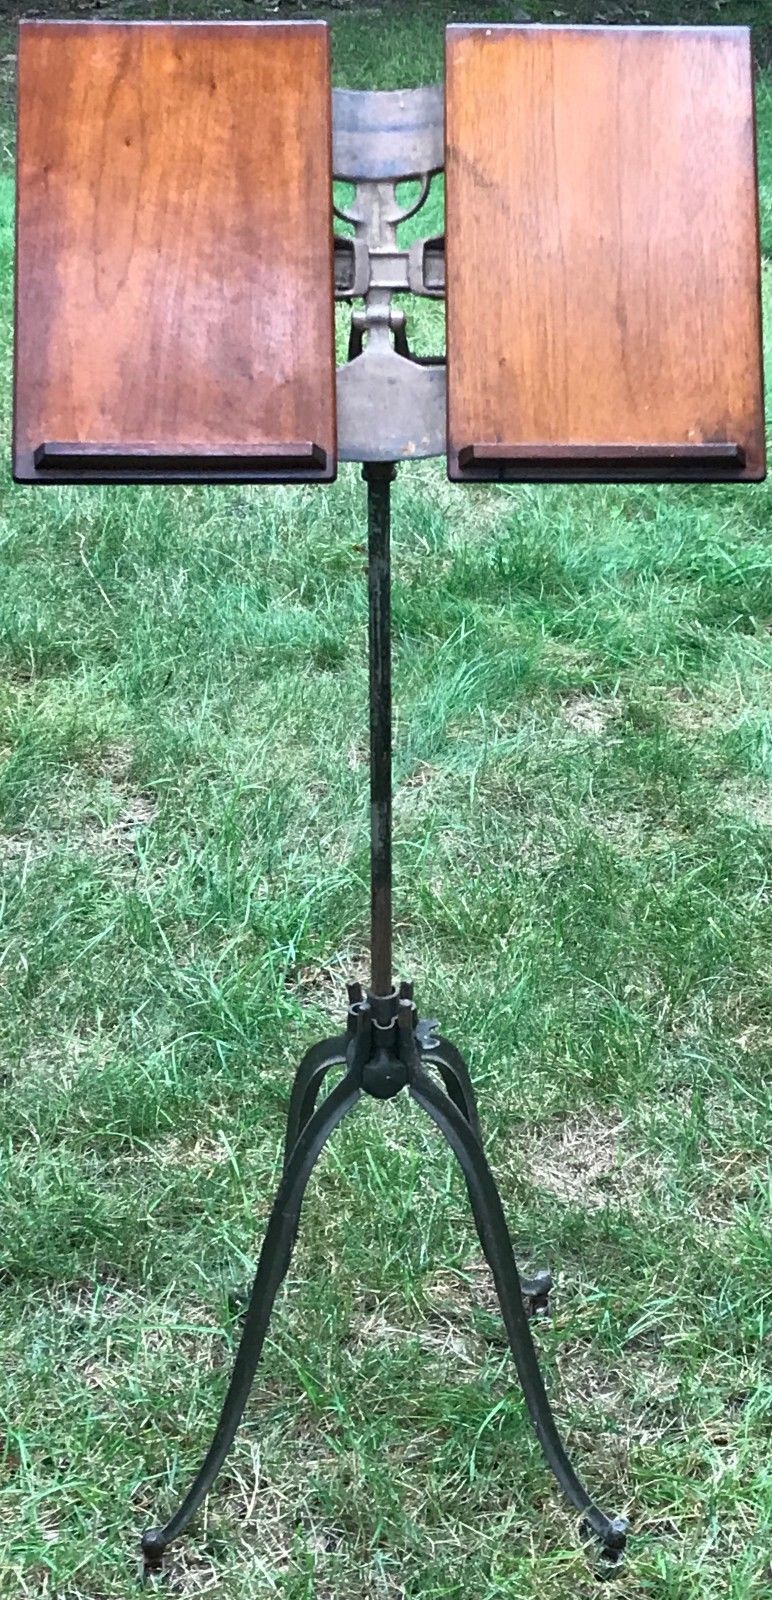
[{"xmin": 332, "ymin": 86, "xmax": 446, "ymax": 463}]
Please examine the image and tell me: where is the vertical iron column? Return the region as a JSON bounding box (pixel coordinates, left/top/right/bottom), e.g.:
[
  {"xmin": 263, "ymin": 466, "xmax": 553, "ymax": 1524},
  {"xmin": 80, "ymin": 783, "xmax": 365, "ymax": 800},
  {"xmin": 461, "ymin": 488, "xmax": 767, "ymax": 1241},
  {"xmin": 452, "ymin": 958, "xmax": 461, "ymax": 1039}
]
[{"xmin": 364, "ymin": 462, "xmax": 397, "ymax": 997}]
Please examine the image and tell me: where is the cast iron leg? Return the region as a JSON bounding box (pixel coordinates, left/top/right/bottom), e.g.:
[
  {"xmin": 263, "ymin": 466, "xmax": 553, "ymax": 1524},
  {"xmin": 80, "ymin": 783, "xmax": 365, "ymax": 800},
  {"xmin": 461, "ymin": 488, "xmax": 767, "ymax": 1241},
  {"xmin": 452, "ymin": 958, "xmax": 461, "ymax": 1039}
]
[
  {"xmin": 283, "ymin": 1035, "xmax": 349, "ymax": 1170},
  {"xmin": 141, "ymin": 1066, "xmax": 363, "ymax": 1573},
  {"xmin": 420, "ymin": 1035, "xmax": 483, "ymax": 1140},
  {"xmin": 222, "ymin": 1038, "xmax": 350, "ymax": 1317},
  {"xmin": 419, "ymin": 1043, "xmax": 551, "ymax": 1314},
  {"xmin": 409, "ymin": 1065, "xmax": 627, "ymax": 1557}
]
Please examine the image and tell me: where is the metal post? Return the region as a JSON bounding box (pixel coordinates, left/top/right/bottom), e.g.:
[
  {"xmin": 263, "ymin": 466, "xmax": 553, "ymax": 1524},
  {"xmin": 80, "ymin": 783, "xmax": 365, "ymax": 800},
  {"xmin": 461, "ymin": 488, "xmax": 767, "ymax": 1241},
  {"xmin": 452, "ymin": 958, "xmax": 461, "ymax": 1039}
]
[
  {"xmin": 364, "ymin": 462, "xmax": 396, "ymax": 997},
  {"xmin": 142, "ymin": 448, "xmax": 627, "ymax": 1571}
]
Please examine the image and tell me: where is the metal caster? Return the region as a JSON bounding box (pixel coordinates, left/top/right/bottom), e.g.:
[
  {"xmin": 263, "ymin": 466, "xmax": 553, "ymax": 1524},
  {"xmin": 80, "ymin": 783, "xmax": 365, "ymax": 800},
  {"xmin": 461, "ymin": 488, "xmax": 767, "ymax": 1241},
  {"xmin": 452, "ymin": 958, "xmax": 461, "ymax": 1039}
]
[
  {"xmin": 581, "ymin": 1512, "xmax": 629, "ymax": 1580},
  {"xmin": 520, "ymin": 1269, "xmax": 552, "ymax": 1318}
]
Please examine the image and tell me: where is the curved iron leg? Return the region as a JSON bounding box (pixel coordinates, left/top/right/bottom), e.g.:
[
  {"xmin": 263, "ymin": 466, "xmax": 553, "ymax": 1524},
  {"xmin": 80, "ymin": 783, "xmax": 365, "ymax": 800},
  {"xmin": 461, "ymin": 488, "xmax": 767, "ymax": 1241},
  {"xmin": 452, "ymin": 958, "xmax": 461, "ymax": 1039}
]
[
  {"xmin": 283, "ymin": 1034, "xmax": 348, "ymax": 1170},
  {"xmin": 142, "ymin": 1066, "xmax": 362, "ymax": 1570},
  {"xmin": 419, "ymin": 1047, "xmax": 551, "ymax": 1313},
  {"xmin": 420, "ymin": 1038, "xmax": 482, "ymax": 1141},
  {"xmin": 409, "ymin": 1066, "xmax": 627, "ymax": 1556}
]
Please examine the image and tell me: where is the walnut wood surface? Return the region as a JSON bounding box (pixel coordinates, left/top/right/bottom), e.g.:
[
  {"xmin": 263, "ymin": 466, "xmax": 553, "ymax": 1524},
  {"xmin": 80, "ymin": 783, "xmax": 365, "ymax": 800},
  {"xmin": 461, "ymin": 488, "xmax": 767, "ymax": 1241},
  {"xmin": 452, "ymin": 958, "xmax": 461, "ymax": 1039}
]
[
  {"xmin": 14, "ymin": 21, "xmax": 336, "ymax": 484},
  {"xmin": 33, "ymin": 442, "xmax": 327, "ymax": 476},
  {"xmin": 446, "ymin": 25, "xmax": 766, "ymax": 483}
]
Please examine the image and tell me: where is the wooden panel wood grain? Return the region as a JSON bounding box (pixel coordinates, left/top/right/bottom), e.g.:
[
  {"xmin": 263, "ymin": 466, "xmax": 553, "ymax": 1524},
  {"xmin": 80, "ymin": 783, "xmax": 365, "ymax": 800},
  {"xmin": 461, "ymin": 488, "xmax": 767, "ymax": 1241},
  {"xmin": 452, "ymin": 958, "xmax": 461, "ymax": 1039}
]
[
  {"xmin": 14, "ymin": 20, "xmax": 336, "ymax": 484},
  {"xmin": 445, "ymin": 26, "xmax": 766, "ymax": 483}
]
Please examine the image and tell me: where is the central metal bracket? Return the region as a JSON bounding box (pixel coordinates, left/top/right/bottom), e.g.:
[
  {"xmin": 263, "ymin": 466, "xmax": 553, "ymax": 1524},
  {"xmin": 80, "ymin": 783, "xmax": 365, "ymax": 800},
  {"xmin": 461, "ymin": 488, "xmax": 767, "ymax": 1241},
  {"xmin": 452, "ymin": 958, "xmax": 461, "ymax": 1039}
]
[{"xmin": 332, "ymin": 87, "xmax": 446, "ymax": 462}]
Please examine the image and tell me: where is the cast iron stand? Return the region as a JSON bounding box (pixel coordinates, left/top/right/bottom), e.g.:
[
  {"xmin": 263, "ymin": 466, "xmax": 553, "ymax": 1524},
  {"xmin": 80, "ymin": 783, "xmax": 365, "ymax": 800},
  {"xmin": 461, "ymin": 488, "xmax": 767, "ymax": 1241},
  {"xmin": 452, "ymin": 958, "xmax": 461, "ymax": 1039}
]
[
  {"xmin": 141, "ymin": 461, "xmax": 627, "ymax": 1574},
  {"xmin": 141, "ymin": 87, "xmax": 628, "ymax": 1575}
]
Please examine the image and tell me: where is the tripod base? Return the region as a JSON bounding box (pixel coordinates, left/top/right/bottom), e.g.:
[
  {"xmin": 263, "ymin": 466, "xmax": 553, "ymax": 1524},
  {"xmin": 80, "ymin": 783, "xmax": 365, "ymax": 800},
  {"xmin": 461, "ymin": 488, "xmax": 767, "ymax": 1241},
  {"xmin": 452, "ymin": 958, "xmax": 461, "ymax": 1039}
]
[{"xmin": 141, "ymin": 983, "xmax": 627, "ymax": 1575}]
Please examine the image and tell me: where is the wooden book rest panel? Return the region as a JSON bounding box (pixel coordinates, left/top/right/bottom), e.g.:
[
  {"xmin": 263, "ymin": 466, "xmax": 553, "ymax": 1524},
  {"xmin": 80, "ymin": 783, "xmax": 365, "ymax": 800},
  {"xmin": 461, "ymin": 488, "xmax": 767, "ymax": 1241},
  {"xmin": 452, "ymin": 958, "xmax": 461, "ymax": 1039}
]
[
  {"xmin": 446, "ymin": 26, "xmax": 765, "ymax": 484},
  {"xmin": 14, "ymin": 21, "xmax": 336, "ymax": 484}
]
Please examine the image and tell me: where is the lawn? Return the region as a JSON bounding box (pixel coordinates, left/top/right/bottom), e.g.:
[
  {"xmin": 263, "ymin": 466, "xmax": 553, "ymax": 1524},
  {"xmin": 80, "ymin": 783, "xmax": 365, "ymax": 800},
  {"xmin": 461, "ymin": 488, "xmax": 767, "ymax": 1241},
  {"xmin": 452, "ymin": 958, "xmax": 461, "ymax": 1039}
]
[{"xmin": 1, "ymin": 3, "xmax": 771, "ymax": 1598}]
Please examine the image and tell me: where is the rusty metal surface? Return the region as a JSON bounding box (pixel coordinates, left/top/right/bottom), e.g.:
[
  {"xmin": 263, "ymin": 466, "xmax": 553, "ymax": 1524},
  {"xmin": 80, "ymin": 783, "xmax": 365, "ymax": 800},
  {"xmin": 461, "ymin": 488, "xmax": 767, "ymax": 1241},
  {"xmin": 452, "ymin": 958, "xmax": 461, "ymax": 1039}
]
[
  {"xmin": 332, "ymin": 85, "xmax": 443, "ymax": 181},
  {"xmin": 364, "ymin": 461, "xmax": 395, "ymax": 996},
  {"xmin": 332, "ymin": 87, "xmax": 446, "ymax": 463}
]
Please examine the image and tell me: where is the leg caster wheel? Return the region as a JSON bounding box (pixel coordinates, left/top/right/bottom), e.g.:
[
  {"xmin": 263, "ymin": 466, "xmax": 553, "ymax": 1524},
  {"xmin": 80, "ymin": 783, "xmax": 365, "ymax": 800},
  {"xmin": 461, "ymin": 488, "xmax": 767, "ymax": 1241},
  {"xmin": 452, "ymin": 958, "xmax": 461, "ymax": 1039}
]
[
  {"xmin": 520, "ymin": 1269, "xmax": 552, "ymax": 1318},
  {"xmin": 581, "ymin": 1513, "xmax": 629, "ymax": 1579},
  {"xmin": 226, "ymin": 1284, "xmax": 250, "ymax": 1319},
  {"xmin": 141, "ymin": 1527, "xmax": 167, "ymax": 1579}
]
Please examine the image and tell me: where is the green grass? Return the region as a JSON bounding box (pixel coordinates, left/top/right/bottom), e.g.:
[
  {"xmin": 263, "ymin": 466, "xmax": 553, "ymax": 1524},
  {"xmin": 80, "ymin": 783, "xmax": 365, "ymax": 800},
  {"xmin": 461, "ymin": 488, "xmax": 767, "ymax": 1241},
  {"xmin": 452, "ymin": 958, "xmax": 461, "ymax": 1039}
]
[{"xmin": 1, "ymin": 3, "xmax": 772, "ymax": 1597}]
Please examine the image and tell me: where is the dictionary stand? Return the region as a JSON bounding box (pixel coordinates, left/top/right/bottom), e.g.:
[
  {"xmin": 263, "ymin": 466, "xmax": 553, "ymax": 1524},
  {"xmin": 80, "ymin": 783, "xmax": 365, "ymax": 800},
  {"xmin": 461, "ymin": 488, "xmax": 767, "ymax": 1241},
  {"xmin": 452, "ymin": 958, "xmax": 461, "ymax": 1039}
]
[{"xmin": 27, "ymin": 19, "xmax": 764, "ymax": 1582}]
